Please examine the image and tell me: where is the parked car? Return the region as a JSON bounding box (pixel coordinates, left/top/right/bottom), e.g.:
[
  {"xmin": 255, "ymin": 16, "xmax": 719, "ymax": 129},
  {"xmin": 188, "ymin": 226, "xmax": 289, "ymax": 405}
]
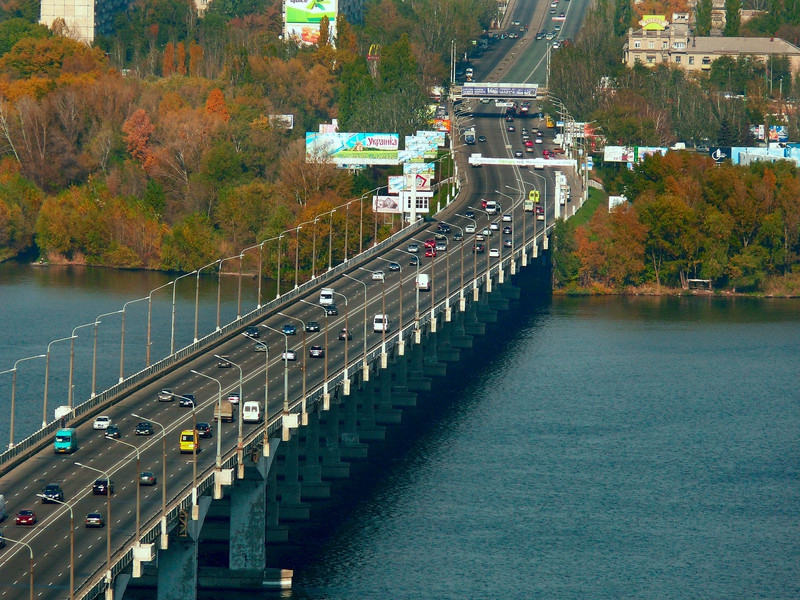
[
  {"xmin": 93, "ymin": 416, "xmax": 111, "ymax": 430},
  {"xmin": 135, "ymin": 421, "xmax": 154, "ymax": 436},
  {"xmin": 104, "ymin": 424, "xmax": 121, "ymax": 439},
  {"xmin": 282, "ymin": 324, "xmax": 297, "ymax": 336},
  {"xmin": 281, "ymin": 349, "xmax": 297, "ymax": 361},
  {"xmin": 139, "ymin": 471, "xmax": 157, "ymax": 486},
  {"xmin": 196, "ymin": 422, "xmax": 213, "ymax": 438},
  {"xmin": 15, "ymin": 510, "xmax": 37, "ymax": 526},
  {"xmin": 306, "ymin": 321, "xmax": 321, "ymax": 332},
  {"xmin": 309, "ymin": 345, "xmax": 325, "ymax": 358},
  {"xmin": 338, "ymin": 329, "xmax": 353, "ymax": 341},
  {"xmin": 85, "ymin": 512, "xmax": 105, "ymax": 528},
  {"xmin": 41, "ymin": 483, "xmax": 64, "ymax": 503},
  {"xmin": 92, "ymin": 479, "xmax": 115, "ymax": 495},
  {"xmin": 179, "ymin": 393, "xmax": 196, "ymax": 407}
]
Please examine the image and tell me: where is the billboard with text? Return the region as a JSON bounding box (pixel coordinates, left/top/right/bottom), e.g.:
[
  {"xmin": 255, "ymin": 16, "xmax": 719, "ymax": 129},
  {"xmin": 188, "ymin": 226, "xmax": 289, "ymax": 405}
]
[
  {"xmin": 284, "ymin": 0, "xmax": 337, "ymax": 45},
  {"xmin": 306, "ymin": 132, "xmax": 400, "ymax": 165}
]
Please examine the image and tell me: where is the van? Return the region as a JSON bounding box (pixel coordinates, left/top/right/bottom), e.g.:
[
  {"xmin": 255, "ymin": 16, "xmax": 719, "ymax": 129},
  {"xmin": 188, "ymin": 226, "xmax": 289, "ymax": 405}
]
[
  {"xmin": 179, "ymin": 429, "xmax": 200, "ymax": 454},
  {"xmin": 485, "ymin": 200, "xmax": 499, "ymax": 215},
  {"xmin": 416, "ymin": 273, "xmax": 430, "ymax": 291},
  {"xmin": 53, "ymin": 428, "xmax": 78, "ymax": 453},
  {"xmin": 319, "ymin": 287, "xmax": 335, "ymax": 306},
  {"xmin": 243, "ymin": 401, "xmax": 262, "ymax": 423},
  {"xmin": 373, "ymin": 314, "xmax": 390, "ymax": 333}
]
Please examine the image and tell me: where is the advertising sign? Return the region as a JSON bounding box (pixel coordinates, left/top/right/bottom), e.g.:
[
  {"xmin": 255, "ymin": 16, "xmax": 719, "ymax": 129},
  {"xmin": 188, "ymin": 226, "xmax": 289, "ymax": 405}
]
[
  {"xmin": 768, "ymin": 125, "xmax": 789, "ymax": 143},
  {"xmin": 461, "ymin": 83, "xmax": 538, "ymax": 98},
  {"xmin": 635, "ymin": 147, "xmax": 668, "ymax": 162},
  {"xmin": 403, "ymin": 162, "xmax": 435, "ymax": 175},
  {"xmin": 284, "ymin": 0, "xmax": 338, "ymax": 45},
  {"xmin": 268, "ymin": 114, "xmax": 294, "ymax": 129},
  {"xmin": 603, "ymin": 146, "xmax": 634, "ymax": 163},
  {"xmin": 709, "ymin": 147, "xmax": 731, "ymax": 163},
  {"xmin": 750, "ymin": 124, "xmax": 765, "ymax": 141},
  {"xmin": 388, "ymin": 173, "xmax": 431, "ymax": 193},
  {"xmin": 416, "ymin": 130, "xmax": 447, "ymax": 147},
  {"xmin": 373, "ymin": 195, "xmax": 402, "ymax": 214},
  {"xmin": 306, "ymin": 132, "xmax": 400, "ymax": 165}
]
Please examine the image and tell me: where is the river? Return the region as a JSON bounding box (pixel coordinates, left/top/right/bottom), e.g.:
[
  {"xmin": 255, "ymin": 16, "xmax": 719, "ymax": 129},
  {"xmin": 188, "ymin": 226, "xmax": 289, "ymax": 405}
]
[{"xmin": 1, "ymin": 263, "xmax": 798, "ymax": 599}]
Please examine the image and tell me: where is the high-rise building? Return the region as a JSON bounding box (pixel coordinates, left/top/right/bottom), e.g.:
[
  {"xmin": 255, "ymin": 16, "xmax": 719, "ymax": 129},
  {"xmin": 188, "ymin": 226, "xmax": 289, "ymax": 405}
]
[{"xmin": 40, "ymin": 0, "xmax": 130, "ymax": 43}]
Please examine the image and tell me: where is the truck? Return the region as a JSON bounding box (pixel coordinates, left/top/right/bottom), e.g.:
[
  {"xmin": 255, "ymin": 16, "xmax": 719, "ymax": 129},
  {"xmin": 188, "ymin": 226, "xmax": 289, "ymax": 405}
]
[
  {"xmin": 214, "ymin": 402, "xmax": 236, "ymax": 423},
  {"xmin": 464, "ymin": 127, "xmax": 476, "ymax": 145},
  {"xmin": 53, "ymin": 428, "xmax": 78, "ymax": 453}
]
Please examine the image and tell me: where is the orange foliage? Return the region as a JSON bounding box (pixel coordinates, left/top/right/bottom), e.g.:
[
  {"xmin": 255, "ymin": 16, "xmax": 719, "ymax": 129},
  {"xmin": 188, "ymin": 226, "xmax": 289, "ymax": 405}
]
[
  {"xmin": 205, "ymin": 88, "xmax": 230, "ymax": 122},
  {"xmin": 176, "ymin": 42, "xmax": 187, "ymax": 76},
  {"xmin": 122, "ymin": 108, "xmax": 154, "ymax": 165},
  {"xmin": 163, "ymin": 42, "xmax": 175, "ymax": 77},
  {"xmin": 632, "ymin": 0, "xmax": 690, "ymax": 22},
  {"xmin": 189, "ymin": 43, "xmax": 203, "ymax": 78}
]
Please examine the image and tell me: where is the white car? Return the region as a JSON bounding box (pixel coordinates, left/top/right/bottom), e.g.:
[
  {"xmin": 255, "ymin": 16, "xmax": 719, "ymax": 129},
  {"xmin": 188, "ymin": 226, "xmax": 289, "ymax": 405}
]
[
  {"xmin": 489, "ymin": 248, "xmax": 500, "ymax": 258},
  {"xmin": 535, "ymin": 137, "xmax": 543, "ymax": 144},
  {"xmin": 371, "ymin": 270, "xmax": 385, "ymax": 281},
  {"xmin": 490, "ymin": 222, "xmax": 499, "ymax": 230},
  {"xmin": 282, "ymin": 350, "xmax": 297, "ymax": 361},
  {"xmin": 502, "ymin": 214, "xmax": 512, "ymax": 222},
  {"xmin": 465, "ymin": 224, "xmax": 476, "ymax": 234},
  {"xmin": 93, "ymin": 416, "xmax": 111, "ymax": 430}
]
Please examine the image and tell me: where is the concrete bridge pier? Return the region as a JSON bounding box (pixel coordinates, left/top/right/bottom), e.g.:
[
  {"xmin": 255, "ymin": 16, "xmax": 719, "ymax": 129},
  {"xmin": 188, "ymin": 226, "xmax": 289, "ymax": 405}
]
[
  {"xmin": 297, "ymin": 413, "xmax": 332, "ymax": 500},
  {"xmin": 275, "ymin": 432, "xmax": 310, "ymax": 521},
  {"xmin": 337, "ymin": 384, "xmax": 370, "ymax": 461},
  {"xmin": 405, "ymin": 338, "xmax": 432, "ymax": 393},
  {"xmin": 156, "ymin": 496, "xmax": 212, "ymax": 600},
  {"xmin": 229, "ymin": 462, "xmax": 267, "ymax": 571}
]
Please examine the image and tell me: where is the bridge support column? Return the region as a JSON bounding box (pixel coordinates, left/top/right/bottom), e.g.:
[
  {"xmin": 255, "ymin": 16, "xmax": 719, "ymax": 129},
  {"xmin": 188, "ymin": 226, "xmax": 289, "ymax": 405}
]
[
  {"xmin": 276, "ymin": 433, "xmax": 309, "ymax": 521},
  {"xmin": 266, "ymin": 439, "xmax": 288, "ymax": 542},
  {"xmin": 229, "ymin": 464, "xmax": 267, "ymax": 571},
  {"xmin": 156, "ymin": 496, "xmax": 211, "ymax": 600},
  {"xmin": 299, "ymin": 413, "xmax": 331, "ymax": 499}
]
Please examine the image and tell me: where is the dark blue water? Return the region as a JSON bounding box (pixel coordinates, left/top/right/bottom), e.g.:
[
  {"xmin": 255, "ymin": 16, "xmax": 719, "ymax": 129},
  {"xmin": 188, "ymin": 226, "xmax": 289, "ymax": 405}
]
[{"xmin": 1, "ymin": 264, "xmax": 798, "ymax": 598}]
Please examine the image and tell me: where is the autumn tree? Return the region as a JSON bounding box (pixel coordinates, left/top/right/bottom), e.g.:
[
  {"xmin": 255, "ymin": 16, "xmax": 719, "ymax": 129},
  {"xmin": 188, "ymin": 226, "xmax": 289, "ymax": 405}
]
[
  {"xmin": 122, "ymin": 108, "xmax": 154, "ymax": 165},
  {"xmin": 205, "ymin": 88, "xmax": 230, "ymax": 122},
  {"xmin": 176, "ymin": 41, "xmax": 187, "ymax": 75},
  {"xmin": 189, "ymin": 42, "xmax": 203, "ymax": 77},
  {"xmin": 163, "ymin": 41, "xmax": 175, "ymax": 76}
]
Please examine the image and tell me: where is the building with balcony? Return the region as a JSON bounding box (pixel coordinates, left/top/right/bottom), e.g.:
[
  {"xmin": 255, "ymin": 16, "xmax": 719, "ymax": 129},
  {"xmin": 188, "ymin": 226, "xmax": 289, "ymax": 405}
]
[{"xmin": 623, "ymin": 13, "xmax": 800, "ymax": 75}]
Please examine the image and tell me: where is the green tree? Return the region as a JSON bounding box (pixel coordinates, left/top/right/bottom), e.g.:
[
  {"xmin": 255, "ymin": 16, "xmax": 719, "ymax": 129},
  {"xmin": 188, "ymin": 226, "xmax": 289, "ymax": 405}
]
[
  {"xmin": 695, "ymin": 0, "xmax": 713, "ymax": 36},
  {"xmin": 0, "ymin": 18, "xmax": 50, "ymax": 56},
  {"xmin": 613, "ymin": 0, "xmax": 633, "ymax": 37},
  {"xmin": 724, "ymin": 0, "xmax": 742, "ymax": 36}
]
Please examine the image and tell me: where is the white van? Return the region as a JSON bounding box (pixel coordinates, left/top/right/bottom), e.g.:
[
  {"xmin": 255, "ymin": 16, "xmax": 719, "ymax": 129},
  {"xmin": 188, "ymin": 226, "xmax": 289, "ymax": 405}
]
[
  {"xmin": 416, "ymin": 273, "xmax": 430, "ymax": 291},
  {"xmin": 242, "ymin": 401, "xmax": 262, "ymax": 423},
  {"xmin": 485, "ymin": 200, "xmax": 499, "ymax": 214},
  {"xmin": 373, "ymin": 314, "xmax": 390, "ymax": 333},
  {"xmin": 319, "ymin": 287, "xmax": 335, "ymax": 306}
]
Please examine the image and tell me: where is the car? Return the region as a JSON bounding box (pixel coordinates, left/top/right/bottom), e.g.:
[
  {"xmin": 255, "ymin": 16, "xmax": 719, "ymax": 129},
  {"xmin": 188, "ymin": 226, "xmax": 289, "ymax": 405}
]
[
  {"xmin": 482, "ymin": 228, "xmax": 492, "ymax": 236},
  {"xmin": 93, "ymin": 416, "xmax": 111, "ymax": 430},
  {"xmin": 407, "ymin": 243, "xmax": 420, "ymax": 253},
  {"xmin": 15, "ymin": 510, "xmax": 37, "ymax": 526},
  {"xmin": 254, "ymin": 342, "xmax": 267, "ymax": 352},
  {"xmin": 369, "ymin": 270, "xmax": 384, "ymax": 282},
  {"xmin": 490, "ymin": 222, "xmax": 499, "ymax": 231},
  {"xmin": 550, "ymin": 1, "xmax": 558, "ymax": 6},
  {"xmin": 424, "ymin": 238, "xmax": 436, "ymax": 248},
  {"xmin": 473, "ymin": 243, "xmax": 485, "ymax": 253},
  {"xmin": 696, "ymin": 144, "xmax": 710, "ymax": 153},
  {"xmin": 409, "ymin": 255, "xmax": 420, "ymax": 266},
  {"xmin": 526, "ymin": 146, "xmax": 535, "ymax": 153},
  {"xmin": 0, "ymin": 533, "xmax": 5, "ymax": 548},
  {"xmin": 542, "ymin": 149, "xmax": 552, "ymax": 158},
  {"xmin": 41, "ymin": 483, "xmax": 64, "ymax": 503},
  {"xmin": 465, "ymin": 224, "xmax": 476, "ymax": 234},
  {"xmin": 217, "ymin": 355, "xmax": 232, "ymax": 368},
  {"xmin": 535, "ymin": 31, "xmax": 544, "ymax": 40},
  {"xmin": 479, "ymin": 98, "xmax": 491, "ymax": 104},
  {"xmin": 135, "ymin": 421, "xmax": 154, "ymax": 436},
  {"xmin": 437, "ymin": 223, "xmax": 451, "ymax": 233},
  {"xmin": 157, "ymin": 388, "xmax": 173, "ymax": 401},
  {"xmin": 309, "ymin": 345, "xmax": 325, "ymax": 358},
  {"xmin": 435, "ymin": 242, "xmax": 447, "ymax": 252},
  {"xmin": 512, "ymin": 19, "xmax": 520, "ymax": 25},
  {"xmin": 465, "ymin": 209, "xmax": 475, "ymax": 218},
  {"xmin": 179, "ymin": 393, "xmax": 196, "ymax": 407},
  {"xmin": 550, "ymin": 8, "xmax": 556, "ymax": 13},
  {"xmin": 478, "ymin": 135, "xmax": 487, "ymax": 142},
  {"xmin": 504, "ymin": 239, "xmax": 513, "ymax": 248},
  {"xmin": 85, "ymin": 512, "xmax": 105, "ymax": 528},
  {"xmin": 536, "ymin": 205, "xmax": 545, "ymax": 220},
  {"xmin": 196, "ymin": 422, "xmax": 213, "ymax": 438},
  {"xmin": 92, "ymin": 479, "xmax": 115, "ymax": 495},
  {"xmin": 306, "ymin": 321, "xmax": 321, "ymax": 332},
  {"xmin": 552, "ymin": 41, "xmax": 561, "ymax": 49},
  {"xmin": 139, "ymin": 471, "xmax": 157, "ymax": 486},
  {"xmin": 514, "ymin": 150, "xmax": 523, "ymax": 158},
  {"xmin": 324, "ymin": 304, "xmax": 338, "ymax": 316},
  {"xmin": 507, "ymin": 125, "xmax": 515, "ymax": 132},
  {"xmin": 227, "ymin": 393, "xmax": 240, "ymax": 405},
  {"xmin": 502, "ymin": 214, "xmax": 513, "ymax": 222},
  {"xmin": 559, "ymin": 11, "xmax": 566, "ymax": 17},
  {"xmin": 338, "ymin": 328, "xmax": 352, "ymax": 341},
  {"xmin": 104, "ymin": 424, "xmax": 121, "ymax": 439},
  {"xmin": 546, "ymin": 31, "xmax": 556, "ymax": 40},
  {"xmin": 282, "ymin": 324, "xmax": 297, "ymax": 336},
  {"xmin": 535, "ymin": 137, "xmax": 543, "ymax": 144},
  {"xmin": 282, "ymin": 349, "xmax": 297, "ymax": 361},
  {"xmin": 425, "ymin": 248, "xmax": 437, "ymax": 258},
  {"xmin": 388, "ymin": 262, "xmax": 401, "ymax": 272},
  {"xmin": 489, "ymin": 248, "xmax": 500, "ymax": 258},
  {"xmin": 554, "ymin": 24, "xmax": 562, "ymax": 31},
  {"xmin": 525, "ymin": 140, "xmax": 534, "ymax": 148},
  {"xmin": 503, "ymin": 226, "xmax": 512, "ymax": 234},
  {"xmin": 476, "ymin": 234, "xmax": 486, "ymax": 242},
  {"xmin": 244, "ymin": 326, "xmax": 259, "ymax": 338},
  {"xmin": 453, "ymin": 232, "xmax": 464, "ymax": 241}
]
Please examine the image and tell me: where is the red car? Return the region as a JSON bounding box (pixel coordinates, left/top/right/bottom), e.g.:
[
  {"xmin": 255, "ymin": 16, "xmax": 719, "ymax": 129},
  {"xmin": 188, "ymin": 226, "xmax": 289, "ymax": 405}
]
[
  {"xmin": 16, "ymin": 509, "xmax": 37, "ymax": 526},
  {"xmin": 425, "ymin": 248, "xmax": 437, "ymax": 258},
  {"xmin": 542, "ymin": 149, "xmax": 552, "ymax": 159},
  {"xmin": 481, "ymin": 199, "xmax": 488, "ymax": 209},
  {"xmin": 423, "ymin": 238, "xmax": 436, "ymax": 248}
]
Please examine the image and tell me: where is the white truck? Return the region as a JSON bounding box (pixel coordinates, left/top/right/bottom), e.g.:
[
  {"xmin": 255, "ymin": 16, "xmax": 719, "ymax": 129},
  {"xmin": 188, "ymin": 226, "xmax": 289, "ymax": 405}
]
[{"xmin": 242, "ymin": 401, "xmax": 262, "ymax": 423}]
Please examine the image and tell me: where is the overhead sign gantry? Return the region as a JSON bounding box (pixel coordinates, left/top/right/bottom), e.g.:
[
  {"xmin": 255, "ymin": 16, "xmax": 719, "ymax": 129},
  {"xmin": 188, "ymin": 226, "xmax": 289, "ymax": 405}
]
[{"xmin": 454, "ymin": 82, "xmax": 540, "ymax": 99}]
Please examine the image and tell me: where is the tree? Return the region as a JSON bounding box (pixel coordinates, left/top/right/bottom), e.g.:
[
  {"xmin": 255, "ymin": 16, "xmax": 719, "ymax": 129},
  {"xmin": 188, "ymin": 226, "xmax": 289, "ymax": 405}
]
[
  {"xmin": 695, "ymin": 0, "xmax": 713, "ymax": 36},
  {"xmin": 614, "ymin": 0, "xmax": 633, "ymax": 37},
  {"xmin": 163, "ymin": 41, "xmax": 175, "ymax": 76},
  {"xmin": 122, "ymin": 108, "xmax": 154, "ymax": 165},
  {"xmin": 724, "ymin": 0, "xmax": 742, "ymax": 36},
  {"xmin": 176, "ymin": 41, "xmax": 187, "ymax": 75}
]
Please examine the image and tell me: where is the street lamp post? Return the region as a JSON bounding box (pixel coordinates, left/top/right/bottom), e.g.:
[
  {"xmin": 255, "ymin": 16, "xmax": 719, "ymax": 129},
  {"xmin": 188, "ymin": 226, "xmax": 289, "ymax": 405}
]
[
  {"xmin": 131, "ymin": 413, "xmax": 169, "ymax": 544},
  {"xmin": 92, "ymin": 310, "xmax": 123, "ymax": 398},
  {"xmin": 170, "ymin": 270, "xmax": 198, "ymax": 355},
  {"xmin": 360, "ymin": 268, "xmax": 387, "ymax": 367},
  {"xmin": 215, "ymin": 354, "xmax": 245, "ymax": 479},
  {"xmin": 342, "ymin": 273, "xmax": 369, "ymax": 381},
  {"xmin": 146, "ymin": 280, "xmax": 175, "ymax": 366},
  {"xmin": 2, "ymin": 355, "xmax": 44, "ymax": 448},
  {"xmin": 194, "ymin": 260, "xmax": 220, "ymax": 343},
  {"xmin": 75, "ymin": 462, "xmax": 113, "ymax": 587},
  {"xmin": 261, "ymin": 326, "xmax": 294, "ymax": 434},
  {"xmin": 398, "ymin": 250, "xmax": 422, "ymax": 343},
  {"xmin": 503, "ymin": 185, "xmax": 527, "ymax": 268},
  {"xmin": 456, "ymin": 214, "xmax": 479, "ymax": 301},
  {"xmin": 469, "ymin": 207, "xmax": 493, "ymax": 293},
  {"xmin": 530, "ymin": 170, "xmax": 548, "ymax": 252},
  {"xmin": 190, "ymin": 370, "xmax": 224, "ymax": 498},
  {"xmin": 298, "ymin": 301, "xmax": 332, "ymax": 407},
  {"xmin": 450, "ymin": 225, "xmax": 466, "ymax": 311},
  {"xmin": 377, "ymin": 258, "xmax": 404, "ymax": 355},
  {"xmin": 110, "ymin": 438, "xmax": 141, "ymax": 547},
  {"xmin": 412, "ymin": 237, "xmax": 437, "ymax": 333},
  {"xmin": 246, "ymin": 335, "xmax": 270, "ymax": 456},
  {"xmin": 2, "ymin": 535, "xmax": 34, "ymax": 600},
  {"xmin": 216, "ymin": 256, "xmax": 240, "ymax": 332},
  {"xmin": 120, "ymin": 296, "xmax": 148, "ymax": 383},
  {"xmin": 68, "ymin": 323, "xmax": 93, "ymax": 409},
  {"xmin": 36, "ymin": 496, "xmax": 73, "ymax": 600},
  {"xmin": 43, "ymin": 335, "xmax": 73, "ymax": 428},
  {"xmin": 327, "ymin": 208, "xmax": 336, "ymax": 271},
  {"xmin": 278, "ymin": 313, "xmax": 309, "ymax": 419}
]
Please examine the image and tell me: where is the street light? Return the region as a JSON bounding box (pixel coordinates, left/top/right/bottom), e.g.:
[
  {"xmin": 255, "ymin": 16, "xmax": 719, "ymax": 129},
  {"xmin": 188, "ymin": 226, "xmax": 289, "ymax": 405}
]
[
  {"xmin": 455, "ymin": 214, "xmax": 479, "ymax": 301},
  {"xmin": 0, "ymin": 355, "xmax": 44, "ymax": 448},
  {"xmin": 147, "ymin": 280, "xmax": 175, "ymax": 366},
  {"xmin": 530, "ymin": 170, "xmax": 548, "ymax": 251},
  {"xmin": 342, "ymin": 273, "xmax": 369, "ymax": 381},
  {"xmin": 215, "ymin": 354, "xmax": 244, "ymax": 479},
  {"xmin": 68, "ymin": 323, "xmax": 93, "ymax": 409},
  {"xmin": 449, "ymin": 224, "xmax": 466, "ymax": 311},
  {"xmin": 469, "ymin": 206, "xmax": 493, "ymax": 293},
  {"xmin": 503, "ymin": 185, "xmax": 527, "ymax": 268},
  {"xmin": 36, "ymin": 496, "xmax": 73, "ymax": 600},
  {"xmin": 194, "ymin": 260, "xmax": 220, "ymax": 343},
  {"xmin": 216, "ymin": 256, "xmax": 240, "ymax": 332},
  {"xmin": 131, "ymin": 413, "xmax": 169, "ymax": 546},
  {"xmin": 333, "ymin": 290, "xmax": 352, "ymax": 384},
  {"xmin": 92, "ymin": 310, "xmax": 123, "ymax": 398},
  {"xmin": 397, "ymin": 249, "xmax": 422, "ymax": 343},
  {"xmin": 170, "ymin": 269, "xmax": 197, "ymax": 355},
  {"xmin": 412, "ymin": 237, "xmax": 437, "ymax": 333},
  {"xmin": 165, "ymin": 394, "xmax": 196, "ymax": 507},
  {"xmin": 245, "ymin": 335, "xmax": 270, "ymax": 456},
  {"xmin": 377, "ymin": 258, "xmax": 404, "ymax": 355},
  {"xmin": 75, "ymin": 462, "xmax": 113, "ymax": 587},
  {"xmin": 1, "ymin": 535, "xmax": 34, "ymax": 600},
  {"xmin": 278, "ymin": 313, "xmax": 309, "ymax": 419},
  {"xmin": 261, "ymin": 325, "xmax": 293, "ymax": 434},
  {"xmin": 360, "ymin": 267, "xmax": 387, "ymax": 367},
  {"xmin": 120, "ymin": 296, "xmax": 148, "ymax": 382},
  {"xmin": 297, "ymin": 301, "xmax": 332, "ymax": 407},
  {"xmin": 275, "ymin": 229, "xmax": 295, "ymax": 298},
  {"xmin": 190, "ymin": 370, "xmax": 224, "ymax": 499},
  {"xmin": 109, "ymin": 438, "xmax": 142, "ymax": 548},
  {"xmin": 43, "ymin": 335, "xmax": 73, "ymax": 428},
  {"xmin": 327, "ymin": 208, "xmax": 337, "ymax": 271}
]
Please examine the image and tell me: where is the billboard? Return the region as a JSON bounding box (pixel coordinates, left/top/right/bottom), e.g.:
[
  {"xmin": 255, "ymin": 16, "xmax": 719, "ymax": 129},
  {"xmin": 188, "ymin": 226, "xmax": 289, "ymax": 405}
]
[
  {"xmin": 461, "ymin": 83, "xmax": 538, "ymax": 98},
  {"xmin": 268, "ymin": 114, "xmax": 294, "ymax": 129},
  {"xmin": 388, "ymin": 173, "xmax": 432, "ymax": 193},
  {"xmin": 284, "ymin": 0, "xmax": 337, "ymax": 45},
  {"xmin": 768, "ymin": 125, "xmax": 789, "ymax": 143},
  {"xmin": 604, "ymin": 146, "xmax": 634, "ymax": 162},
  {"xmin": 306, "ymin": 132, "xmax": 400, "ymax": 165},
  {"xmin": 373, "ymin": 195, "xmax": 402, "ymax": 214},
  {"xmin": 635, "ymin": 147, "xmax": 668, "ymax": 162}
]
